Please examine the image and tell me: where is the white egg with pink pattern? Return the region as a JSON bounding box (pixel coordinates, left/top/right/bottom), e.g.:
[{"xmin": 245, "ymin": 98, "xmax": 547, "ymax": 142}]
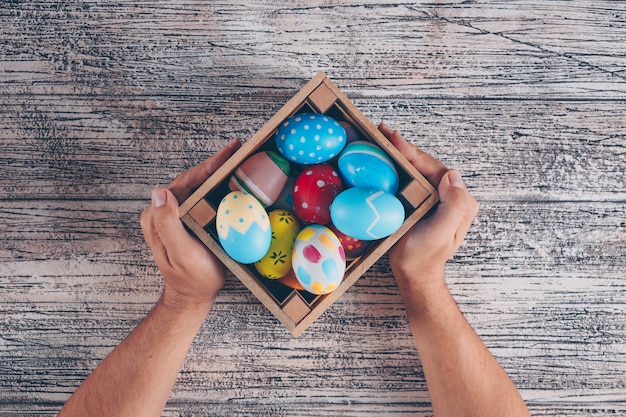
[{"xmin": 292, "ymin": 224, "xmax": 346, "ymax": 295}]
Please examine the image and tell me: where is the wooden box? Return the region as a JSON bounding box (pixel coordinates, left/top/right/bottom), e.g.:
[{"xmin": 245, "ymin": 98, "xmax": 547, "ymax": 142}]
[{"xmin": 179, "ymin": 72, "xmax": 438, "ymax": 337}]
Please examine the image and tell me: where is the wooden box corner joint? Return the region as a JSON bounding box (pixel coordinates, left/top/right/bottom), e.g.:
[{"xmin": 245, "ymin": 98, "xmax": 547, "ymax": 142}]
[
  {"xmin": 399, "ymin": 180, "xmax": 431, "ymax": 210},
  {"xmin": 188, "ymin": 198, "xmax": 216, "ymax": 228},
  {"xmin": 281, "ymin": 292, "xmax": 312, "ymax": 324},
  {"xmin": 308, "ymin": 82, "xmax": 337, "ymax": 113}
]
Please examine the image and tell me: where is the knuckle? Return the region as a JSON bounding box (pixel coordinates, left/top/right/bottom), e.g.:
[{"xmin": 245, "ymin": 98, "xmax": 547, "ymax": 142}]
[
  {"xmin": 153, "ymin": 212, "xmax": 169, "ymax": 232},
  {"xmin": 139, "ymin": 207, "xmax": 151, "ymax": 231},
  {"xmin": 469, "ymin": 196, "xmax": 479, "ymax": 217}
]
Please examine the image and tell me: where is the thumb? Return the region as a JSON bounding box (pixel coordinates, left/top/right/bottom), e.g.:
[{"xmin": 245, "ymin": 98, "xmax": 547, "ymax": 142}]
[
  {"xmin": 431, "ymin": 170, "xmax": 478, "ymax": 246},
  {"xmin": 433, "ymin": 171, "xmax": 467, "ymax": 235},
  {"xmin": 151, "ymin": 187, "xmax": 196, "ymax": 262},
  {"xmin": 439, "ymin": 170, "xmax": 467, "ymax": 204}
]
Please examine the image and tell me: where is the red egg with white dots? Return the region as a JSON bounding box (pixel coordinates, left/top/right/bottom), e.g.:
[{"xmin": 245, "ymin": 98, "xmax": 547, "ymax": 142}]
[
  {"xmin": 329, "ymin": 224, "xmax": 370, "ymax": 260},
  {"xmin": 292, "ymin": 164, "xmax": 344, "ymax": 224}
]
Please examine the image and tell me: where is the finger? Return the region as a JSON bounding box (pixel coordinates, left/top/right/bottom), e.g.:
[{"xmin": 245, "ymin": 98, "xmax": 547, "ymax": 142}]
[
  {"xmin": 151, "ymin": 187, "xmax": 206, "ymax": 265},
  {"xmin": 140, "ymin": 207, "xmax": 155, "ymax": 248},
  {"xmin": 168, "ymin": 138, "xmax": 242, "ymax": 201},
  {"xmin": 140, "ymin": 205, "xmax": 170, "ymax": 268},
  {"xmin": 436, "ymin": 170, "xmax": 479, "ymax": 246},
  {"xmin": 445, "ymin": 170, "xmax": 479, "ymax": 224},
  {"xmin": 378, "ymin": 122, "xmax": 448, "ymax": 187}
]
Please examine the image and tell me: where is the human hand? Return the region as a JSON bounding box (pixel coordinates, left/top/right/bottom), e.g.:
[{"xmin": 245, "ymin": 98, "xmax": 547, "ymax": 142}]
[
  {"xmin": 378, "ymin": 123, "xmax": 478, "ymax": 293},
  {"xmin": 140, "ymin": 139, "xmax": 242, "ymax": 310}
]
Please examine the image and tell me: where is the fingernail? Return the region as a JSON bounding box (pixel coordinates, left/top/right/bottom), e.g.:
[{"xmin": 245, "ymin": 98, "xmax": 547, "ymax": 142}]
[
  {"xmin": 379, "ymin": 121, "xmax": 391, "ymax": 132},
  {"xmin": 151, "ymin": 188, "xmax": 167, "ymax": 208},
  {"xmin": 449, "ymin": 170, "xmax": 465, "ymax": 189}
]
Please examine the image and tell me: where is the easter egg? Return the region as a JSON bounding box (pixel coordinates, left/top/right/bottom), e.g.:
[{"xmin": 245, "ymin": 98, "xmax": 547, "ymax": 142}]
[
  {"xmin": 216, "ymin": 191, "xmax": 271, "ymax": 264},
  {"xmin": 329, "ymin": 224, "xmax": 370, "ymax": 260},
  {"xmin": 278, "ymin": 269, "xmax": 305, "ymax": 291},
  {"xmin": 275, "ymin": 113, "xmax": 347, "ymax": 164},
  {"xmin": 339, "ymin": 121, "xmax": 366, "ymax": 144},
  {"xmin": 228, "ymin": 151, "xmax": 290, "ymax": 207},
  {"xmin": 292, "ymin": 225, "xmax": 346, "ymax": 295},
  {"xmin": 338, "ymin": 140, "xmax": 400, "ymax": 194},
  {"xmin": 330, "ymin": 187, "xmax": 405, "ymax": 241},
  {"xmin": 270, "ymin": 175, "xmax": 297, "ymax": 211},
  {"xmin": 255, "ymin": 210, "xmax": 300, "ymax": 279},
  {"xmin": 292, "ymin": 164, "xmax": 344, "ymax": 225}
]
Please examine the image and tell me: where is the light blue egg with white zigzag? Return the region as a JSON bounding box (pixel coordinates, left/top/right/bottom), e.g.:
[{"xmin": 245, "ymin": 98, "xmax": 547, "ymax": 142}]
[{"xmin": 330, "ymin": 187, "xmax": 405, "ymax": 241}]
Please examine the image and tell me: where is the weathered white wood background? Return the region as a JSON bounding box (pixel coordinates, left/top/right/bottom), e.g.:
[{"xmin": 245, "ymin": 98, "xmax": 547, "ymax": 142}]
[{"xmin": 1, "ymin": 1, "xmax": 625, "ymax": 415}]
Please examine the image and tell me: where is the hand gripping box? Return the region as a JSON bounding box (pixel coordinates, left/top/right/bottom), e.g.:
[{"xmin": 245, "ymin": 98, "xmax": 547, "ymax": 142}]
[{"xmin": 179, "ymin": 72, "xmax": 438, "ymax": 337}]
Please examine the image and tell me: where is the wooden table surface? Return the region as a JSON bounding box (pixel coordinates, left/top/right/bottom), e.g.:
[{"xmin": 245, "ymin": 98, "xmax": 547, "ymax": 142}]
[{"xmin": 1, "ymin": 1, "xmax": 625, "ymax": 415}]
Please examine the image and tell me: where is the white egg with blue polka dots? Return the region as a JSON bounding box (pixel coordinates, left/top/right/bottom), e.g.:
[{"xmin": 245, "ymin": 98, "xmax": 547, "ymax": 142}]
[{"xmin": 275, "ymin": 113, "xmax": 347, "ymax": 165}]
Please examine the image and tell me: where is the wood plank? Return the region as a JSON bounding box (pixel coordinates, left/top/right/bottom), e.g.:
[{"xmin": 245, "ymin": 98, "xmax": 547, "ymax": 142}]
[
  {"xmin": 0, "ymin": 200, "xmax": 624, "ymax": 414},
  {"xmin": 2, "ymin": 1, "xmax": 624, "ymax": 99},
  {"xmin": 1, "ymin": 99, "xmax": 624, "ymax": 201},
  {"xmin": 2, "ymin": 0, "xmax": 625, "ymax": 415},
  {"xmin": 3, "ymin": 199, "xmax": 625, "ymax": 299}
]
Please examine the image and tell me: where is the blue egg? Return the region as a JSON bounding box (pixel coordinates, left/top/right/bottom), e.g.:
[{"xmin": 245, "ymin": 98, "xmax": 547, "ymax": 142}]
[
  {"xmin": 330, "ymin": 187, "xmax": 405, "ymax": 241},
  {"xmin": 338, "ymin": 140, "xmax": 400, "ymax": 194},
  {"xmin": 275, "ymin": 113, "xmax": 346, "ymax": 164},
  {"xmin": 216, "ymin": 191, "xmax": 272, "ymax": 264}
]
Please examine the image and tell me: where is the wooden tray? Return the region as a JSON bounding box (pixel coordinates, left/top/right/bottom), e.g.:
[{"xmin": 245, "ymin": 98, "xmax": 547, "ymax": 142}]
[{"xmin": 179, "ymin": 72, "xmax": 438, "ymax": 337}]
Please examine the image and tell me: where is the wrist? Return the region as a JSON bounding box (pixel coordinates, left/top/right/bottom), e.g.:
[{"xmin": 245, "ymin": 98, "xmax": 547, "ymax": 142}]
[
  {"xmin": 393, "ymin": 267, "xmax": 449, "ymax": 317},
  {"xmin": 392, "ymin": 262, "xmax": 446, "ymax": 292},
  {"xmin": 159, "ymin": 288, "xmax": 216, "ymax": 318}
]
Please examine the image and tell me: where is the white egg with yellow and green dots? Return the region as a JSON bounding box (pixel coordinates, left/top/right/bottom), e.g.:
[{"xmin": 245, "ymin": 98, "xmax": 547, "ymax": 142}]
[
  {"xmin": 216, "ymin": 191, "xmax": 271, "ymax": 264},
  {"xmin": 292, "ymin": 224, "xmax": 346, "ymax": 295}
]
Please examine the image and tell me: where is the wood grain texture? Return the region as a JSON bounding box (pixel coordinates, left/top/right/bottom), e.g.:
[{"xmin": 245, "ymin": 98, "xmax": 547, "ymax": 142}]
[{"xmin": 1, "ymin": 1, "xmax": 625, "ymax": 415}]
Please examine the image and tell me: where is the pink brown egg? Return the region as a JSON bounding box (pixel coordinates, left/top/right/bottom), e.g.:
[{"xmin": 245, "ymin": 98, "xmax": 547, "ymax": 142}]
[{"xmin": 228, "ymin": 150, "xmax": 291, "ymax": 208}]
